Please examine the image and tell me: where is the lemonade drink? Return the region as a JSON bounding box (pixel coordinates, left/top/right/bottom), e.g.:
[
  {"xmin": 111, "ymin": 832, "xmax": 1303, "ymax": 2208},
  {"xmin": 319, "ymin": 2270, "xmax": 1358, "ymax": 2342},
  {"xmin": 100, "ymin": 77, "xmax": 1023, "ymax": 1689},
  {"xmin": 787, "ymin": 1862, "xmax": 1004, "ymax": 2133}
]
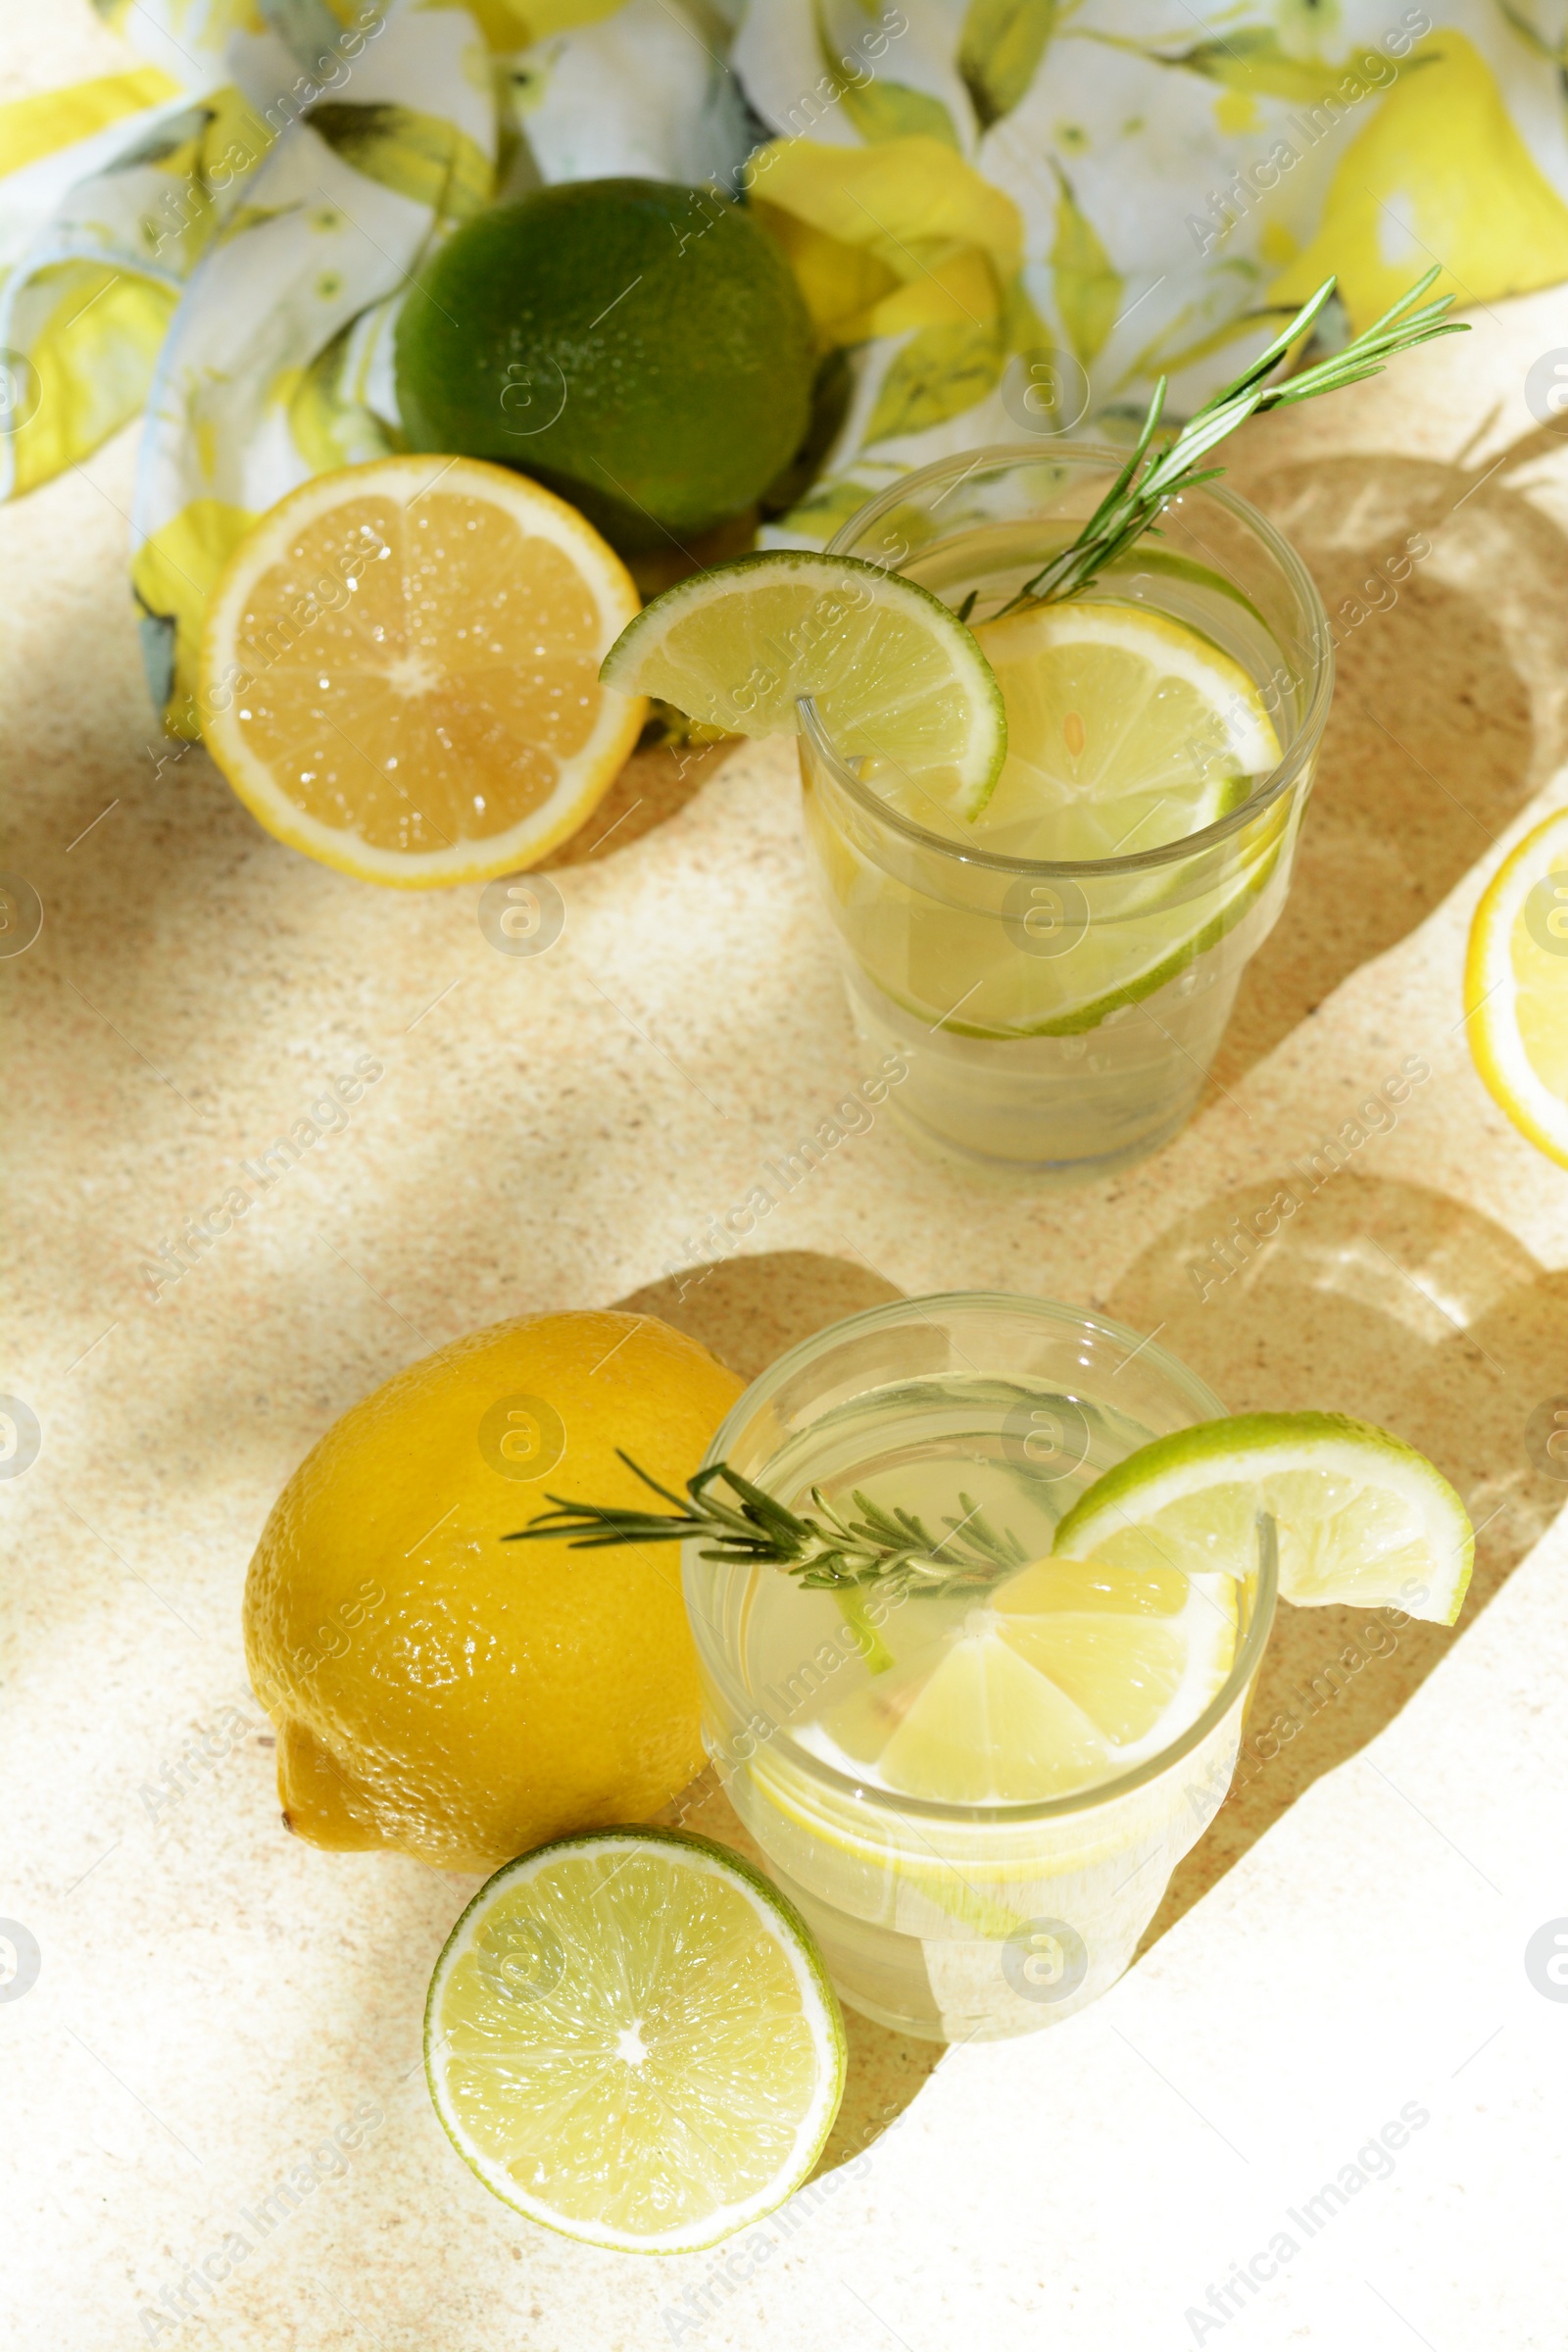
[
  {"xmin": 683, "ymin": 1294, "xmax": 1277, "ymax": 2043},
  {"xmin": 800, "ymin": 447, "xmax": 1334, "ymax": 1173}
]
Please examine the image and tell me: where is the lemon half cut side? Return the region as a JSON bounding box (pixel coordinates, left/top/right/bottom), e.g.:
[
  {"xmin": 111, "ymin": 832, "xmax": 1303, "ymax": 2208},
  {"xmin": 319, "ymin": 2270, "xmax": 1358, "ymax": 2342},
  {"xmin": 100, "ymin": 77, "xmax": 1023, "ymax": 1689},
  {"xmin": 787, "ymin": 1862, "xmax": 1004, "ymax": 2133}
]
[
  {"xmin": 1465, "ymin": 806, "xmax": 1568, "ymax": 1168},
  {"xmin": 200, "ymin": 456, "xmax": 646, "ymax": 886}
]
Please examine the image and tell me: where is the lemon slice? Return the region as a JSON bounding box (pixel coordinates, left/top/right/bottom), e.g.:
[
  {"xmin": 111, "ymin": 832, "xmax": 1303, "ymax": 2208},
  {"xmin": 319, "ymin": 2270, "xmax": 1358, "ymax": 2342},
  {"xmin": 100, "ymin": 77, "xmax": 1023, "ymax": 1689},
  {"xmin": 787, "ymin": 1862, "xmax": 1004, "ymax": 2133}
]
[
  {"xmin": 425, "ymin": 1828, "xmax": 846, "ymax": 2254},
  {"xmin": 1464, "ymin": 806, "xmax": 1568, "ymax": 1167},
  {"xmin": 799, "ymin": 1556, "xmax": 1237, "ymax": 1803},
  {"xmin": 601, "ymin": 549, "xmax": 1006, "ymax": 818},
  {"xmin": 200, "ymin": 456, "xmax": 646, "ymax": 887},
  {"xmin": 967, "ymin": 599, "xmax": 1280, "ymax": 861},
  {"xmin": 1054, "ymin": 1413, "xmax": 1474, "ymax": 1625}
]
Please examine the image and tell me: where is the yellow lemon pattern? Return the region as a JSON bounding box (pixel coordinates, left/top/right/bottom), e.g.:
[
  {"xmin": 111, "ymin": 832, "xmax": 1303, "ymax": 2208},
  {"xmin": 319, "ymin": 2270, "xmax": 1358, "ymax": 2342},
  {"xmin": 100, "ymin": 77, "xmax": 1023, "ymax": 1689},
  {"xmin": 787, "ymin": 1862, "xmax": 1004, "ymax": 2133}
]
[{"xmin": 1269, "ymin": 32, "xmax": 1568, "ymax": 329}]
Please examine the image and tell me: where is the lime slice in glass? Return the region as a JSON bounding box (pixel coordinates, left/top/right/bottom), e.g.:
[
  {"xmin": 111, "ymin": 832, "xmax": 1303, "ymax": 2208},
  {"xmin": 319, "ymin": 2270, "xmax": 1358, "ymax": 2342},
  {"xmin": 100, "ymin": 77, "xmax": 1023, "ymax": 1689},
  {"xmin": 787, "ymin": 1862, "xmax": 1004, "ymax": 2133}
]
[
  {"xmin": 601, "ymin": 549, "xmax": 1006, "ymax": 818},
  {"xmin": 801, "ymin": 1554, "xmax": 1238, "ymax": 1802},
  {"xmin": 424, "ymin": 1827, "xmax": 846, "ymax": 2253},
  {"xmin": 1053, "ymin": 1412, "xmax": 1474, "ymax": 1625},
  {"xmin": 801, "ymin": 596, "xmax": 1289, "ymax": 1040},
  {"xmin": 966, "ymin": 599, "xmax": 1279, "ymax": 861}
]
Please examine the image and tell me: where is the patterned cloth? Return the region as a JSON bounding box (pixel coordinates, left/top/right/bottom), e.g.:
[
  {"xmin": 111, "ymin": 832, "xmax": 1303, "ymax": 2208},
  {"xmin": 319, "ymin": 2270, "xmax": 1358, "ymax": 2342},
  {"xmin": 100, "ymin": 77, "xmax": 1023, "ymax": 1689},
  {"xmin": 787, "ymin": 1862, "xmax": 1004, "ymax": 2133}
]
[{"xmin": 5, "ymin": 0, "xmax": 1568, "ymax": 732}]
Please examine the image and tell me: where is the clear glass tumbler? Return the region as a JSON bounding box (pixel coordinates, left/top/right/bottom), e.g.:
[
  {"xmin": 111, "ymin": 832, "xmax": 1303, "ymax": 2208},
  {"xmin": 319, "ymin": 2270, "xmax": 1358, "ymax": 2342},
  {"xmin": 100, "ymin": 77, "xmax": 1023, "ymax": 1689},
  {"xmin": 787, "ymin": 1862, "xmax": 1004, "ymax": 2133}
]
[
  {"xmin": 682, "ymin": 1292, "xmax": 1277, "ymax": 2044},
  {"xmin": 798, "ymin": 445, "xmax": 1334, "ymax": 1173}
]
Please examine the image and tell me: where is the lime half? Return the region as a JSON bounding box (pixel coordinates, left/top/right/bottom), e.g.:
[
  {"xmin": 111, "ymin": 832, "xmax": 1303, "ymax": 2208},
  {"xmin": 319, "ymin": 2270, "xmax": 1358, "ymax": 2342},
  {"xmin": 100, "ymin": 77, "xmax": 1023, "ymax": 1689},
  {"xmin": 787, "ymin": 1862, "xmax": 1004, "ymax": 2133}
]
[
  {"xmin": 1054, "ymin": 1412, "xmax": 1474, "ymax": 1626},
  {"xmin": 425, "ymin": 1827, "xmax": 846, "ymax": 2253},
  {"xmin": 601, "ymin": 550, "xmax": 1006, "ymax": 819}
]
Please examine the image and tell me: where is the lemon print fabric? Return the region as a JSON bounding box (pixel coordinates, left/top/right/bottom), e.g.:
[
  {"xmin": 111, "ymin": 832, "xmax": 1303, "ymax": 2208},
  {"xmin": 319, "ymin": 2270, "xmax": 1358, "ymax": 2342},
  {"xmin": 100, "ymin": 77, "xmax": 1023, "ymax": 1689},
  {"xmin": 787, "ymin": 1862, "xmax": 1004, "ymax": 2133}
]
[
  {"xmin": 242, "ymin": 1310, "xmax": 743, "ymax": 1872},
  {"xmin": 1269, "ymin": 31, "xmax": 1568, "ymax": 329},
  {"xmin": 11, "ymin": 0, "xmax": 1568, "ymax": 730}
]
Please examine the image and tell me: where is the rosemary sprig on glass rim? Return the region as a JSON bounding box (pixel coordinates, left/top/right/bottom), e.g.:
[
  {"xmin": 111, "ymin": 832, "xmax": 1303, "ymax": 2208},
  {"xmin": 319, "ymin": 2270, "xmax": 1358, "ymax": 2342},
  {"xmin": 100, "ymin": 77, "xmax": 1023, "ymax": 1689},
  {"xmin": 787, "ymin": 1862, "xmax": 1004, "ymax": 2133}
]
[
  {"xmin": 997, "ymin": 266, "xmax": 1467, "ymax": 617},
  {"xmin": 504, "ymin": 1449, "xmax": 1030, "ymax": 1598}
]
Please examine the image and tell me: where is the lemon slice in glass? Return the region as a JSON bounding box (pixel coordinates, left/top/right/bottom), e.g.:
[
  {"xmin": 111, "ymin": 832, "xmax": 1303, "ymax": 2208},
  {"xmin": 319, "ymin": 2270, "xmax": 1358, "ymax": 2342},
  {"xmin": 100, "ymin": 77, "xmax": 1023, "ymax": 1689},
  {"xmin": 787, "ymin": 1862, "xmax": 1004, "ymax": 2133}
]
[
  {"xmin": 966, "ymin": 599, "xmax": 1279, "ymax": 860},
  {"xmin": 1054, "ymin": 1412, "xmax": 1474, "ymax": 1625},
  {"xmin": 1464, "ymin": 806, "xmax": 1568, "ymax": 1168},
  {"xmin": 601, "ymin": 549, "xmax": 1006, "ymax": 818},
  {"xmin": 804, "ymin": 595, "xmax": 1288, "ymax": 1039},
  {"xmin": 425, "ymin": 1828, "xmax": 846, "ymax": 2253},
  {"xmin": 200, "ymin": 456, "xmax": 646, "ymax": 886},
  {"xmin": 799, "ymin": 1557, "xmax": 1237, "ymax": 1803}
]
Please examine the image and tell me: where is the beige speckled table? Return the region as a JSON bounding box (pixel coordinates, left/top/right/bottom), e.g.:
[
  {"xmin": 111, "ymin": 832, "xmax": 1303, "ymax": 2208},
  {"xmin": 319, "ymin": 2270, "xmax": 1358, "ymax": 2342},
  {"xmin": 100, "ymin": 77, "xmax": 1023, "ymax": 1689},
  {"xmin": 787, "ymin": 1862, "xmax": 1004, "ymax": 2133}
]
[{"xmin": 7, "ymin": 10, "xmax": 1568, "ymax": 2347}]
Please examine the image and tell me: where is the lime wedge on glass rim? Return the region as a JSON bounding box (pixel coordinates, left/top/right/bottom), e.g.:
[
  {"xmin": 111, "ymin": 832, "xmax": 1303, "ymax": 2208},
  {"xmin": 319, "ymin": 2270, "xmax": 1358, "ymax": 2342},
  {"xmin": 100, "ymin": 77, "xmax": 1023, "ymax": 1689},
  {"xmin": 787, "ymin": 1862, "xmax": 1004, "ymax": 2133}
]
[
  {"xmin": 1054, "ymin": 1412, "xmax": 1475, "ymax": 1626},
  {"xmin": 600, "ymin": 549, "xmax": 1007, "ymax": 819},
  {"xmin": 425, "ymin": 1827, "xmax": 846, "ymax": 2253}
]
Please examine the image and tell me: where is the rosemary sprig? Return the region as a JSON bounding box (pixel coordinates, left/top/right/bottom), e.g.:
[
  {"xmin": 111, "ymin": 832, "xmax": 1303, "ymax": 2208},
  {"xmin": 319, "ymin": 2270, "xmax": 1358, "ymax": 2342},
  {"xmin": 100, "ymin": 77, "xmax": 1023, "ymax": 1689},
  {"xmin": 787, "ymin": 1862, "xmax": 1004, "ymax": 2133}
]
[
  {"xmin": 996, "ymin": 268, "xmax": 1467, "ymax": 616},
  {"xmin": 505, "ymin": 1449, "xmax": 1030, "ymax": 1597}
]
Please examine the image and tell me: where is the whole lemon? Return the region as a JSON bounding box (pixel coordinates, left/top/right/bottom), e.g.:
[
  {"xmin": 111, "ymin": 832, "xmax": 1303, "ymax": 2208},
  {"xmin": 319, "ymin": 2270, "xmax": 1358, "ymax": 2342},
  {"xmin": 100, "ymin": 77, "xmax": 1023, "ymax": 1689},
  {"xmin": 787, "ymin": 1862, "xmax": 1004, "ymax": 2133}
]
[
  {"xmin": 393, "ymin": 177, "xmax": 815, "ymax": 548},
  {"xmin": 243, "ymin": 1311, "xmax": 743, "ymax": 1871}
]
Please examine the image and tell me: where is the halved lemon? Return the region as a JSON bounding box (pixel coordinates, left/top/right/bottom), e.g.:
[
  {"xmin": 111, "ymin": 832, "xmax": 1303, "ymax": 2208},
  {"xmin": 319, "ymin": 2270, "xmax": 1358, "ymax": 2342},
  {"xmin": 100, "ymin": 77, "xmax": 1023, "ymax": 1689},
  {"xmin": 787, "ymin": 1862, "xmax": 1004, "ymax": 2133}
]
[
  {"xmin": 1464, "ymin": 806, "xmax": 1568, "ymax": 1167},
  {"xmin": 798, "ymin": 1555, "xmax": 1237, "ymax": 1803},
  {"xmin": 425, "ymin": 1828, "xmax": 845, "ymax": 2253},
  {"xmin": 1054, "ymin": 1412, "xmax": 1474, "ymax": 1625},
  {"xmin": 601, "ymin": 549, "xmax": 1006, "ymax": 819},
  {"xmin": 968, "ymin": 600, "xmax": 1280, "ymax": 860},
  {"xmin": 200, "ymin": 456, "xmax": 646, "ymax": 886}
]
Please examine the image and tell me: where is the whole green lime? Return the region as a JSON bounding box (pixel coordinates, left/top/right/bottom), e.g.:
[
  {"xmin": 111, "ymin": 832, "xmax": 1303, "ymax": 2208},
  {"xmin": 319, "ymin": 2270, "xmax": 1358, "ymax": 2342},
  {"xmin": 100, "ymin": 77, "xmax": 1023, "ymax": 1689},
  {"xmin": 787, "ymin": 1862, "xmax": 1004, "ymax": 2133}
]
[{"xmin": 394, "ymin": 178, "xmax": 815, "ymax": 548}]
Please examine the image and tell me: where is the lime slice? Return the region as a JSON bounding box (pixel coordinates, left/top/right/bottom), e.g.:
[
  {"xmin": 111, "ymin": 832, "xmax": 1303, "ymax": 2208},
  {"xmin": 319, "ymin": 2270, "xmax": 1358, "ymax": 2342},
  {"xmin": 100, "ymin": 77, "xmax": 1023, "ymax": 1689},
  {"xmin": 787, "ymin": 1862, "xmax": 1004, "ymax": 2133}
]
[
  {"xmin": 967, "ymin": 600, "xmax": 1279, "ymax": 860},
  {"xmin": 600, "ymin": 550, "xmax": 1006, "ymax": 818},
  {"xmin": 1464, "ymin": 806, "xmax": 1568, "ymax": 1168},
  {"xmin": 821, "ymin": 787, "xmax": 1291, "ymax": 1042},
  {"xmin": 424, "ymin": 1827, "xmax": 846, "ymax": 2253},
  {"xmin": 797, "ymin": 1554, "xmax": 1237, "ymax": 1802},
  {"xmin": 1054, "ymin": 1413, "xmax": 1474, "ymax": 1626}
]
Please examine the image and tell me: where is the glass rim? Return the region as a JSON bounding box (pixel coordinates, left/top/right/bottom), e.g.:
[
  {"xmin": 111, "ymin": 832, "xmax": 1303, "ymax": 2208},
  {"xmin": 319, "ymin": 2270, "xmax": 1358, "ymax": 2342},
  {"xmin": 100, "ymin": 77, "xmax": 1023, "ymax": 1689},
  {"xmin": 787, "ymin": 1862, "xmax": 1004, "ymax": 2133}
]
[
  {"xmin": 688, "ymin": 1289, "xmax": 1279, "ymax": 1828},
  {"xmin": 801, "ymin": 439, "xmax": 1335, "ymax": 880}
]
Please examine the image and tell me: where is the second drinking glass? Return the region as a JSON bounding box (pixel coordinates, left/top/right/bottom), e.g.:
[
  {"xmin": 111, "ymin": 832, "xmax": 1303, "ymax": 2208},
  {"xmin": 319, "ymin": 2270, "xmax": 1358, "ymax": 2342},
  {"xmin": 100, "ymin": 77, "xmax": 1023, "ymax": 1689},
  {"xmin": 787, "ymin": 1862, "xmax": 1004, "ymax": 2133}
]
[{"xmin": 683, "ymin": 1292, "xmax": 1277, "ymax": 2043}]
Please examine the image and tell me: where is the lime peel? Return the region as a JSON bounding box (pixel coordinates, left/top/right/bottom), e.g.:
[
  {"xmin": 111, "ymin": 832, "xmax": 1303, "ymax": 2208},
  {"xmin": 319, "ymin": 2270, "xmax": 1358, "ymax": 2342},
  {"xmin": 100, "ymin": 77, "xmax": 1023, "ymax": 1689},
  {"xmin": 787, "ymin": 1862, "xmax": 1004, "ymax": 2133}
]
[{"xmin": 1054, "ymin": 1411, "xmax": 1474, "ymax": 1627}]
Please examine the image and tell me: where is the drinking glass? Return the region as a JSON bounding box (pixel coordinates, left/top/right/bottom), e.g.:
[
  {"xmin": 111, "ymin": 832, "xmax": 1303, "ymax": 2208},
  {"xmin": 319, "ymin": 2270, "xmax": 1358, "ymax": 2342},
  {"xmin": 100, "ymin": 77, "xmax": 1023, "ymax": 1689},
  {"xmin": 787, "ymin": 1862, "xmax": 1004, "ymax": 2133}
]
[
  {"xmin": 682, "ymin": 1292, "xmax": 1276, "ymax": 2043},
  {"xmin": 797, "ymin": 445, "xmax": 1334, "ymax": 1173}
]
